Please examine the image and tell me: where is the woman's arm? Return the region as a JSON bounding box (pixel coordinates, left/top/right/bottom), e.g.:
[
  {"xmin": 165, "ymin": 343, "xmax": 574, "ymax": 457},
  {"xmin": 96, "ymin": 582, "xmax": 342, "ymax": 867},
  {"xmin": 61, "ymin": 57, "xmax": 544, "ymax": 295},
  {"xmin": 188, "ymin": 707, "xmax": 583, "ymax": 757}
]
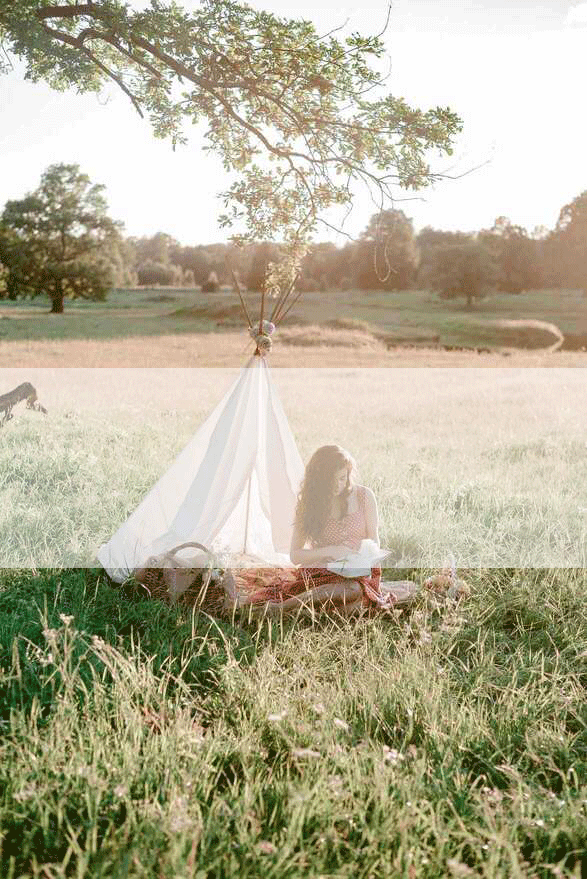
[
  {"xmin": 363, "ymin": 486, "xmax": 380, "ymax": 545},
  {"xmin": 289, "ymin": 520, "xmax": 350, "ymax": 566}
]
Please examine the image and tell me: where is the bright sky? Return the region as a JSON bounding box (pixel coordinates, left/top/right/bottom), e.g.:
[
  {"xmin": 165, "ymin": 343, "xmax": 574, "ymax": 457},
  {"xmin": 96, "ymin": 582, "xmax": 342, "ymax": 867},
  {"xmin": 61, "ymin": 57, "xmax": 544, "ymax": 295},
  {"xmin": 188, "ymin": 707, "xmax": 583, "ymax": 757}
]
[{"xmin": 0, "ymin": 0, "xmax": 585, "ymax": 245}]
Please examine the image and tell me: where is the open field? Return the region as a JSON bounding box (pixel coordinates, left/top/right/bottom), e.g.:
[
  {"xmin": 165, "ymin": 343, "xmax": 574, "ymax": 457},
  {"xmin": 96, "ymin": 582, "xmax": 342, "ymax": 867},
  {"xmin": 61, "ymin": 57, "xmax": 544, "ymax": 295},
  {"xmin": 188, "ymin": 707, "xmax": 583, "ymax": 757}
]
[
  {"xmin": 2, "ymin": 288, "xmax": 587, "ymax": 366},
  {"xmin": 2, "ymin": 297, "xmax": 587, "ymax": 877},
  {"xmin": 1, "ymin": 366, "xmax": 586, "ymax": 568}
]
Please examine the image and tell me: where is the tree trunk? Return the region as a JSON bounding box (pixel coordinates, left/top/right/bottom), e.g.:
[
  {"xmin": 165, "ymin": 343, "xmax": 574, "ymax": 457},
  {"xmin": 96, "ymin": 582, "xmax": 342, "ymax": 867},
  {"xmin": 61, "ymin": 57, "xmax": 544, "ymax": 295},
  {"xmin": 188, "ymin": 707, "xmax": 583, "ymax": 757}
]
[{"xmin": 50, "ymin": 281, "xmax": 64, "ymax": 314}]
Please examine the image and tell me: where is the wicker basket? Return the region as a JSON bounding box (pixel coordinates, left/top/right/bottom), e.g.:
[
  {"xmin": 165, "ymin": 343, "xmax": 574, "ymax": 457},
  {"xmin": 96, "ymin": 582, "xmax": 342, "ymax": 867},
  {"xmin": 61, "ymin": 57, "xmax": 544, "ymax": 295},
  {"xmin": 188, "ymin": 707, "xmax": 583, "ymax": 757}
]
[{"xmin": 133, "ymin": 542, "xmax": 220, "ymax": 607}]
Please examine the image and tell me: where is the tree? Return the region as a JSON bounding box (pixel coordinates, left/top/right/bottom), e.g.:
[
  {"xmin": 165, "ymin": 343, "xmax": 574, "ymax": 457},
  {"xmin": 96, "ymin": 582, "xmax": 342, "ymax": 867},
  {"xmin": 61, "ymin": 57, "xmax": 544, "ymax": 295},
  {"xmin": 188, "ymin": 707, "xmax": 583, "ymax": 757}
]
[
  {"xmin": 424, "ymin": 240, "xmax": 498, "ymax": 307},
  {"xmin": 132, "ymin": 232, "xmax": 177, "ymax": 266},
  {"xmin": 353, "ymin": 209, "xmax": 417, "ymax": 290},
  {"xmin": 136, "ymin": 260, "xmax": 179, "ymax": 286},
  {"xmin": 478, "ymin": 216, "xmax": 540, "ymax": 293},
  {"xmin": 246, "ymin": 241, "xmax": 280, "ymax": 292},
  {"xmin": 416, "ymin": 226, "xmax": 471, "ymax": 284},
  {"xmin": 0, "ymin": 0, "xmax": 462, "ymax": 276},
  {"xmin": 300, "ymin": 242, "xmax": 339, "ymax": 291},
  {"xmin": 169, "ymin": 244, "xmax": 211, "ymax": 285},
  {"xmin": 549, "ymin": 191, "xmax": 587, "ymax": 294},
  {"xmin": 0, "ymin": 163, "xmax": 122, "ymax": 312},
  {"xmin": 201, "ymin": 270, "xmax": 220, "ymax": 293}
]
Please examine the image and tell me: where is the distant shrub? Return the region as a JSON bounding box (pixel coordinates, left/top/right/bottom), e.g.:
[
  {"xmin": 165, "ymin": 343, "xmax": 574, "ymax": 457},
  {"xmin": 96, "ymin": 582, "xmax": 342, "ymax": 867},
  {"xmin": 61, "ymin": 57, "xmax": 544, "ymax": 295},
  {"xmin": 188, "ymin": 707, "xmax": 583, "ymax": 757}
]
[
  {"xmin": 137, "ymin": 261, "xmax": 178, "ymax": 286},
  {"xmin": 201, "ymin": 271, "xmax": 219, "ymax": 293},
  {"xmin": 296, "ymin": 275, "xmax": 319, "ymax": 292}
]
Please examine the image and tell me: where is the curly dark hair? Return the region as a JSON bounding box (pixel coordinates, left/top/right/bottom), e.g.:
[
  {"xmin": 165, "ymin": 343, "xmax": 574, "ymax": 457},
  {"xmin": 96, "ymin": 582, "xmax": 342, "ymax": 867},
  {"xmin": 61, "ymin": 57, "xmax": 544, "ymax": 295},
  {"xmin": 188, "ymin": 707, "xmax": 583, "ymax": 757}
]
[{"xmin": 294, "ymin": 445, "xmax": 357, "ymax": 544}]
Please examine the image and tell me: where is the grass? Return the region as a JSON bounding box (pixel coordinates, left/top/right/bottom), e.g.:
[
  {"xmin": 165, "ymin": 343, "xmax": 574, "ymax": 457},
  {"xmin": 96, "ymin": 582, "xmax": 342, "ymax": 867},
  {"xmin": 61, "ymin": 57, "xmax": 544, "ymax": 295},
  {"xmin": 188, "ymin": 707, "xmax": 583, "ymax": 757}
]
[
  {"xmin": 1, "ymin": 367, "xmax": 586, "ymax": 568},
  {"xmin": 2, "ymin": 286, "xmax": 587, "ymax": 350},
  {"xmin": 1, "ymin": 567, "xmax": 586, "ymax": 877},
  {"xmin": 2, "ymin": 294, "xmax": 587, "ymax": 876}
]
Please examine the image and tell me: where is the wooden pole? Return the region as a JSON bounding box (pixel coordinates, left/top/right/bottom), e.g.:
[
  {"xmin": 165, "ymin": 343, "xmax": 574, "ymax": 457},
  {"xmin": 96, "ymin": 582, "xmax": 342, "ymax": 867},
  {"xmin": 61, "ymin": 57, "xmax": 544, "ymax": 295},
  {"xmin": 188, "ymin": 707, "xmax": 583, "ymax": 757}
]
[
  {"xmin": 269, "ymin": 273, "xmax": 295, "ymax": 323},
  {"xmin": 225, "ymin": 258, "xmax": 253, "ymax": 328},
  {"xmin": 242, "ymin": 472, "xmax": 252, "ymax": 554}
]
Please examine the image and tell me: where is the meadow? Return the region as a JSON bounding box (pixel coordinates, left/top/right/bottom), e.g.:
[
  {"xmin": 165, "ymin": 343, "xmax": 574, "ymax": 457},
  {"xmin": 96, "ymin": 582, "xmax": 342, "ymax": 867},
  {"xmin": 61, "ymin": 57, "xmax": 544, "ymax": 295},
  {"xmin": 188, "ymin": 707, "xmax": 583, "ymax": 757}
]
[
  {"xmin": 1, "ymin": 366, "xmax": 587, "ymax": 569},
  {"xmin": 2, "ymin": 286, "xmax": 587, "ymax": 365},
  {"xmin": 1, "ymin": 289, "xmax": 587, "ymax": 878}
]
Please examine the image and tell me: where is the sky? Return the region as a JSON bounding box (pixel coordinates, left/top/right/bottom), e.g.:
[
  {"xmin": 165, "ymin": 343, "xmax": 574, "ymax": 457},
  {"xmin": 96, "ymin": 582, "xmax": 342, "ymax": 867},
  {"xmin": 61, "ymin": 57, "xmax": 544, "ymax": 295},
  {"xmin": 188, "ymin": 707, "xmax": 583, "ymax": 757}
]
[{"xmin": 0, "ymin": 0, "xmax": 586, "ymax": 246}]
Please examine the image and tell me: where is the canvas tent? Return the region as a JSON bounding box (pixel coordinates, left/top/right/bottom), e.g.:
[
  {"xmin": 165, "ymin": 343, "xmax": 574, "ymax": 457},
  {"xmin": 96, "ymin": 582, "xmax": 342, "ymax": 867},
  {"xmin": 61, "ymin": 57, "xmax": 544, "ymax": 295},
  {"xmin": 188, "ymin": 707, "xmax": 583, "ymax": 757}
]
[{"xmin": 97, "ymin": 354, "xmax": 304, "ymax": 582}]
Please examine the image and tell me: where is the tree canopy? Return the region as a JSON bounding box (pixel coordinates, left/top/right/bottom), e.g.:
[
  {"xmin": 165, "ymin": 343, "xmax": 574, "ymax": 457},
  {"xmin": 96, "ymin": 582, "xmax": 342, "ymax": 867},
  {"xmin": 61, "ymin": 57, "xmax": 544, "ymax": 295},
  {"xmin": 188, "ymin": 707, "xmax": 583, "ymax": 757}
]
[
  {"xmin": 551, "ymin": 191, "xmax": 587, "ymax": 293},
  {"xmin": 0, "ymin": 0, "xmax": 463, "ymax": 279},
  {"xmin": 422, "ymin": 240, "xmax": 498, "ymax": 307},
  {"xmin": 0, "ymin": 163, "xmax": 122, "ymax": 312}
]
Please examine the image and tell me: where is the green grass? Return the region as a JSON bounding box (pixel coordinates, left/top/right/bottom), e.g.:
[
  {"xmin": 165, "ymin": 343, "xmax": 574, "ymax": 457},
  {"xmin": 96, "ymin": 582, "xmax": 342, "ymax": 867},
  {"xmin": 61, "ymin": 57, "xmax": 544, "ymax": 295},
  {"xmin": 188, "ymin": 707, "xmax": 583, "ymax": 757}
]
[
  {"xmin": 1, "ymin": 567, "xmax": 586, "ymax": 877},
  {"xmin": 1, "ymin": 287, "xmax": 587, "ymax": 348}
]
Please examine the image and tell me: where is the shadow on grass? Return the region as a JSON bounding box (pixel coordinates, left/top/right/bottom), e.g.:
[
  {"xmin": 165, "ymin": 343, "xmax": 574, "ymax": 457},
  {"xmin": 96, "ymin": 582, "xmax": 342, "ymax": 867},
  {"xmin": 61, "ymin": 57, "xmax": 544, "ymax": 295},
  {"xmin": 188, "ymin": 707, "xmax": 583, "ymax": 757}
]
[{"xmin": 0, "ymin": 568, "xmax": 259, "ymax": 725}]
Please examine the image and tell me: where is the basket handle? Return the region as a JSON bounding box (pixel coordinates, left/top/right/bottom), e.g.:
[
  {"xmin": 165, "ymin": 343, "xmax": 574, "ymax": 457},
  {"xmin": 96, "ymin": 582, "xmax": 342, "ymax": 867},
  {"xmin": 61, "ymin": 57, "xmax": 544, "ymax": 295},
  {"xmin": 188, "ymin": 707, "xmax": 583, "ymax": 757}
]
[{"xmin": 163, "ymin": 542, "xmax": 212, "ymax": 564}]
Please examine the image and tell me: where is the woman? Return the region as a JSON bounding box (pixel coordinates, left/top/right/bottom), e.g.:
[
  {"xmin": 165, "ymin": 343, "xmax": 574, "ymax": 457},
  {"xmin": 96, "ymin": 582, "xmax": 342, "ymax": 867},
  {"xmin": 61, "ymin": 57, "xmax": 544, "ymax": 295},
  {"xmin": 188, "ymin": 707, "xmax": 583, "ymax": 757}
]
[{"xmin": 235, "ymin": 445, "xmax": 398, "ymax": 616}]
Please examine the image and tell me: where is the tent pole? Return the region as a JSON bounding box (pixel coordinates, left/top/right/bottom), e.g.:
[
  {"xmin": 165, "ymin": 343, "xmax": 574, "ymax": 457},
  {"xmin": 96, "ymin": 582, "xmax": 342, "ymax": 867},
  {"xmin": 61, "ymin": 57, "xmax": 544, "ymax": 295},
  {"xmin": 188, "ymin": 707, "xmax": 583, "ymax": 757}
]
[{"xmin": 242, "ymin": 472, "xmax": 252, "ymax": 553}]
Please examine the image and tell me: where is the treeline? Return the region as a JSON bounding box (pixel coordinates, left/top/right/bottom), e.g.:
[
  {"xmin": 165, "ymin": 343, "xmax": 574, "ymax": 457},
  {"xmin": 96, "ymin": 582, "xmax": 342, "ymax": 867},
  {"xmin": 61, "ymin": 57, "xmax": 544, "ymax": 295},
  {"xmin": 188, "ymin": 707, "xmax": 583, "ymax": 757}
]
[
  {"xmin": 2, "ymin": 162, "xmax": 587, "ymax": 313},
  {"xmin": 117, "ymin": 200, "xmax": 587, "ymax": 306}
]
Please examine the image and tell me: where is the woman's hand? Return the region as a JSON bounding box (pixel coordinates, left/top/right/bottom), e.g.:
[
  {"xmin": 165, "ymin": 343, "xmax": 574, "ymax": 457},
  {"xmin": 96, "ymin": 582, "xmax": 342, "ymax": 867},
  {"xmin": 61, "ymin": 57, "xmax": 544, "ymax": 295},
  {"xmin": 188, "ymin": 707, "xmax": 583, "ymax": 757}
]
[{"xmin": 323, "ymin": 544, "xmax": 354, "ymax": 562}]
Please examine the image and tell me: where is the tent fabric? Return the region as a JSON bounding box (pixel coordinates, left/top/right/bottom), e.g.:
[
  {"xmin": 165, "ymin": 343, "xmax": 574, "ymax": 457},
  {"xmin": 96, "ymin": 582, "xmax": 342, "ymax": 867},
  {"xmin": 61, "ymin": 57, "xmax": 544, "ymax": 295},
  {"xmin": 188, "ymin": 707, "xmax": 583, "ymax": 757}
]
[{"xmin": 97, "ymin": 356, "xmax": 304, "ymax": 582}]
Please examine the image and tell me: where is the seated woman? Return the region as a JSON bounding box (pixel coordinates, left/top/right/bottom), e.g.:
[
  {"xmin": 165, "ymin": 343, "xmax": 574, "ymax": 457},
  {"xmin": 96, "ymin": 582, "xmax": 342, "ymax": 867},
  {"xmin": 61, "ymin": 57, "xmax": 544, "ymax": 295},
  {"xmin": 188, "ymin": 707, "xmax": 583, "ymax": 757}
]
[{"xmin": 234, "ymin": 445, "xmax": 398, "ymax": 616}]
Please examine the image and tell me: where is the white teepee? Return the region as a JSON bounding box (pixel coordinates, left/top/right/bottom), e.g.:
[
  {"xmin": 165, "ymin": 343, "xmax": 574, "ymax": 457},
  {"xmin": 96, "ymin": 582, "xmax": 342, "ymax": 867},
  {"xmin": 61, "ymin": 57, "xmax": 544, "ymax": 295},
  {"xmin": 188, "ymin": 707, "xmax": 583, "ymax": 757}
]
[{"xmin": 97, "ymin": 355, "xmax": 304, "ymax": 582}]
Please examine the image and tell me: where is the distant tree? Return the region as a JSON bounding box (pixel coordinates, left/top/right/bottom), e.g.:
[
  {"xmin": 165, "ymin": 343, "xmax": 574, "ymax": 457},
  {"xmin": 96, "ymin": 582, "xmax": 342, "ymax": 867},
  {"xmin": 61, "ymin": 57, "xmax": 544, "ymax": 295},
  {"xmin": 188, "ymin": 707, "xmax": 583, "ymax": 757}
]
[
  {"xmin": 425, "ymin": 240, "xmax": 498, "ymax": 307},
  {"xmin": 201, "ymin": 270, "xmax": 220, "ymax": 293},
  {"xmin": 416, "ymin": 226, "xmax": 472, "ymax": 284},
  {"xmin": 300, "ymin": 242, "xmax": 339, "ymax": 291},
  {"xmin": 136, "ymin": 260, "xmax": 179, "ymax": 286},
  {"xmin": 246, "ymin": 241, "xmax": 280, "ymax": 292},
  {"xmin": 549, "ymin": 191, "xmax": 587, "ymax": 294},
  {"xmin": 169, "ymin": 244, "xmax": 211, "ymax": 285},
  {"xmin": 478, "ymin": 216, "xmax": 541, "ymax": 293},
  {"xmin": 0, "ymin": 163, "xmax": 122, "ymax": 312},
  {"xmin": 353, "ymin": 210, "xmax": 418, "ymax": 290},
  {"xmin": 109, "ymin": 238, "xmax": 138, "ymax": 287},
  {"xmin": 132, "ymin": 232, "xmax": 178, "ymax": 267}
]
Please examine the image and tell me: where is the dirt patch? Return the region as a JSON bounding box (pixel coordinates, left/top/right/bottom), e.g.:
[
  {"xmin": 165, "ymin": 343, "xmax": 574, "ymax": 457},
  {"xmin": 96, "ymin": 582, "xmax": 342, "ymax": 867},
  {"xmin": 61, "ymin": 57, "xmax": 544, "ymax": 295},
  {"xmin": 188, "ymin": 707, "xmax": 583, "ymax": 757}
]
[
  {"xmin": 561, "ymin": 332, "xmax": 587, "ymax": 351},
  {"xmin": 490, "ymin": 319, "xmax": 564, "ymax": 351}
]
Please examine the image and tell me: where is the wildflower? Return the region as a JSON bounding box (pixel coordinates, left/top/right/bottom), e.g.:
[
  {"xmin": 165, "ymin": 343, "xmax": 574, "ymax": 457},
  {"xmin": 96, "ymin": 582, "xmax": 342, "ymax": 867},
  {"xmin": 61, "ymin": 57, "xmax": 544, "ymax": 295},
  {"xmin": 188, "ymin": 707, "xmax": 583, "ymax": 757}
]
[
  {"xmin": 383, "ymin": 746, "xmax": 404, "ymax": 764},
  {"xmin": 534, "ymin": 818, "xmax": 545, "ymax": 828},
  {"xmin": 59, "ymin": 614, "xmax": 74, "ymax": 627},
  {"xmin": 258, "ymin": 841, "xmax": 277, "ymax": 855},
  {"xmin": 114, "ymin": 784, "xmax": 128, "ymax": 798},
  {"xmin": 14, "ymin": 785, "xmax": 37, "ymax": 802},
  {"xmin": 292, "ymin": 748, "xmax": 321, "ymax": 759},
  {"xmin": 312, "ymin": 702, "xmax": 326, "ymax": 715},
  {"xmin": 42, "ymin": 628, "xmax": 59, "ymax": 641},
  {"xmin": 166, "ymin": 795, "xmax": 192, "ymax": 833},
  {"xmin": 333, "ymin": 717, "xmax": 349, "ymax": 732}
]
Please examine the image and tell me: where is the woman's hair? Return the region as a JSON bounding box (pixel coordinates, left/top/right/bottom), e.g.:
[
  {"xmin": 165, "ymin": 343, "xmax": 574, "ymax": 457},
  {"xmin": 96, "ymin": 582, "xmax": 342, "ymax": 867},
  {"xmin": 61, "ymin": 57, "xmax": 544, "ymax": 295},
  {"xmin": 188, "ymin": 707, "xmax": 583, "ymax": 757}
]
[{"xmin": 294, "ymin": 445, "xmax": 357, "ymax": 543}]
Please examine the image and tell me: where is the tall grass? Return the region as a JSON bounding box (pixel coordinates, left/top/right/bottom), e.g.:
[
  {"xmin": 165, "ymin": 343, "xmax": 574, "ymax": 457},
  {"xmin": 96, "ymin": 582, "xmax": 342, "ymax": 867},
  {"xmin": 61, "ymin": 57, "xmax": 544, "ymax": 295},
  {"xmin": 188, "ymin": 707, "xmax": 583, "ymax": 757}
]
[
  {"xmin": 1, "ymin": 368, "xmax": 586, "ymax": 568},
  {"xmin": 1, "ymin": 567, "xmax": 586, "ymax": 877}
]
